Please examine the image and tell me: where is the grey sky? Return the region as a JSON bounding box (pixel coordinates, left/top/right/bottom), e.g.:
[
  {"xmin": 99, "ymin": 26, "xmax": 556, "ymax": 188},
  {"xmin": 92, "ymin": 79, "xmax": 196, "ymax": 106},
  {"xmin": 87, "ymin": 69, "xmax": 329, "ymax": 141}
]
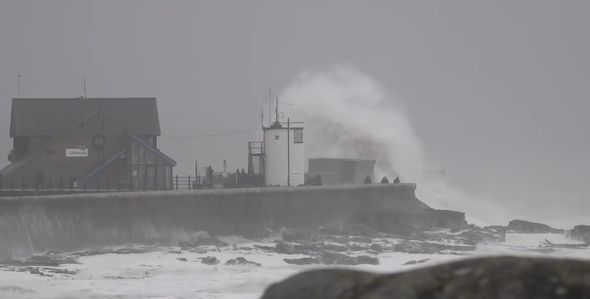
[{"xmin": 0, "ymin": 0, "xmax": 588, "ymax": 226}]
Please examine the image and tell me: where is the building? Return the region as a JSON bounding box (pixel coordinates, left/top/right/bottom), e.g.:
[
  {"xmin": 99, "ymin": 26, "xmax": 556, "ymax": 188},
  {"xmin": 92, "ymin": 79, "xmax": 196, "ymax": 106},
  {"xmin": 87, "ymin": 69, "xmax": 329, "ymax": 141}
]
[
  {"xmin": 0, "ymin": 97, "xmax": 176, "ymax": 190},
  {"xmin": 307, "ymin": 158, "xmax": 375, "ymax": 185},
  {"xmin": 262, "ymin": 120, "xmax": 305, "ymax": 186}
]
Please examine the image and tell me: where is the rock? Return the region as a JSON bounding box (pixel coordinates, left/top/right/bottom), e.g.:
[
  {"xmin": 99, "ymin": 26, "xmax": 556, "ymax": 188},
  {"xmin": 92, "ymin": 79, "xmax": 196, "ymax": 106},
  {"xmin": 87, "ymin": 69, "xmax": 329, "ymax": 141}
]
[
  {"xmin": 356, "ymin": 255, "xmax": 379, "ymax": 265},
  {"xmin": 224, "ymin": 257, "xmax": 260, "ymax": 266},
  {"xmin": 284, "ymin": 257, "xmax": 319, "ymax": 265},
  {"xmin": 322, "ymin": 243, "xmax": 348, "ymax": 252},
  {"xmin": 402, "ymin": 258, "xmax": 430, "ymax": 265},
  {"xmin": 394, "ymin": 241, "xmax": 475, "ymax": 254},
  {"xmin": 254, "ymin": 244, "xmax": 275, "ymax": 251},
  {"xmin": 46, "ymin": 268, "xmax": 77, "ymax": 275},
  {"xmin": 506, "ymin": 219, "xmax": 563, "ymax": 234},
  {"xmin": 200, "ymin": 256, "xmax": 220, "ymax": 265},
  {"xmin": 571, "ymin": 225, "xmax": 590, "ymax": 242},
  {"xmin": 74, "ymin": 247, "xmax": 148, "ymax": 256},
  {"xmin": 319, "ymin": 252, "xmax": 354, "ymax": 265},
  {"xmin": 263, "ymin": 268, "xmax": 379, "ymax": 299},
  {"xmin": 458, "ymin": 225, "xmax": 506, "ymax": 245},
  {"xmin": 176, "ymin": 257, "xmax": 187, "ymax": 262},
  {"xmin": 348, "ymin": 243, "xmax": 367, "ymax": 251},
  {"xmin": 261, "ymin": 256, "xmax": 590, "ymax": 299},
  {"xmin": 275, "ymin": 241, "xmax": 305, "ymax": 255},
  {"xmin": 0, "ymin": 253, "xmax": 79, "ymax": 267},
  {"xmin": 319, "ymin": 252, "xmax": 379, "ymax": 266},
  {"xmin": 369, "ymin": 243, "xmax": 384, "ymax": 252}
]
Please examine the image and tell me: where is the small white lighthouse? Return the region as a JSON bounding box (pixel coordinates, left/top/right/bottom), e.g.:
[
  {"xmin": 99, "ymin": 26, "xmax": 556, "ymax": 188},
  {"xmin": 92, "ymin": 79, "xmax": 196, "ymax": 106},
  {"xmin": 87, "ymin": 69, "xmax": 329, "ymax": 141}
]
[
  {"xmin": 263, "ymin": 120, "xmax": 304, "ymax": 186},
  {"xmin": 261, "ymin": 95, "xmax": 304, "ymax": 186}
]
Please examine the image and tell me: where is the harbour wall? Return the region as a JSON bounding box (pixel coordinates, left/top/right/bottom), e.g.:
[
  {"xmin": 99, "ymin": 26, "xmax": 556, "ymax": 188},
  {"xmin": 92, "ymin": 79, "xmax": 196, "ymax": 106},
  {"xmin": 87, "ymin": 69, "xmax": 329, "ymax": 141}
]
[{"xmin": 0, "ymin": 183, "xmax": 466, "ymax": 259}]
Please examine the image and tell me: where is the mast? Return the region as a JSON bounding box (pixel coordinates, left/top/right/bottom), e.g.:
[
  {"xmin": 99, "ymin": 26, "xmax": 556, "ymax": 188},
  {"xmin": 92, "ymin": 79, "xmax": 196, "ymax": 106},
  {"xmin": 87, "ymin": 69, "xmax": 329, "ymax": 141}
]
[{"xmin": 275, "ymin": 95, "xmax": 279, "ymax": 124}]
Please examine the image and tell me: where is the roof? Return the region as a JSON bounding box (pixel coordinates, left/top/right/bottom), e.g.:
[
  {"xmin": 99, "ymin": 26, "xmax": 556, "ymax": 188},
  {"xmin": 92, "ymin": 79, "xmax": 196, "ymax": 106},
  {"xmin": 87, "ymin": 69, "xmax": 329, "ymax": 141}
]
[
  {"xmin": 127, "ymin": 133, "xmax": 177, "ymax": 166},
  {"xmin": 10, "ymin": 97, "xmax": 161, "ymax": 137}
]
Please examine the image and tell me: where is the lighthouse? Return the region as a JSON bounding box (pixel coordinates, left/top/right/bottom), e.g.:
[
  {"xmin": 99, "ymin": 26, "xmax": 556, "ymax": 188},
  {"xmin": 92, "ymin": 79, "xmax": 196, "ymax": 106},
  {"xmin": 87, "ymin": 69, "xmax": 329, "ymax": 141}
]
[
  {"xmin": 263, "ymin": 118, "xmax": 304, "ymax": 186},
  {"xmin": 260, "ymin": 93, "xmax": 305, "ymax": 187}
]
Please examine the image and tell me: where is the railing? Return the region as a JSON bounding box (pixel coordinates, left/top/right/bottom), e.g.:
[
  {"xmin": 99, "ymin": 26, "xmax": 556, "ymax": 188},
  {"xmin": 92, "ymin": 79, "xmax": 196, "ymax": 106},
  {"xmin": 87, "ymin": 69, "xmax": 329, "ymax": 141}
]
[{"xmin": 0, "ymin": 172, "xmax": 265, "ymax": 196}]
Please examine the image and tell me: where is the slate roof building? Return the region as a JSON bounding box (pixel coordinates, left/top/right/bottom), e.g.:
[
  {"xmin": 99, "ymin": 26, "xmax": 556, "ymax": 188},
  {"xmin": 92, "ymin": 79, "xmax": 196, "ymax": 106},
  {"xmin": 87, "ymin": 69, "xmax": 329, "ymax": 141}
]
[{"xmin": 1, "ymin": 97, "xmax": 176, "ymax": 190}]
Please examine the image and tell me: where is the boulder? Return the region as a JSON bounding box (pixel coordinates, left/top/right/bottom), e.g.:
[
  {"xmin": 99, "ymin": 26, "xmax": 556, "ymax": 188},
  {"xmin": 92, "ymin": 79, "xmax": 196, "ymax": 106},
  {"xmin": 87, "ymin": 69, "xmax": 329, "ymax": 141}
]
[
  {"xmin": 506, "ymin": 219, "xmax": 563, "ymax": 234},
  {"xmin": 402, "ymin": 258, "xmax": 430, "ymax": 265},
  {"xmin": 224, "ymin": 257, "xmax": 260, "ymax": 266},
  {"xmin": 319, "ymin": 252, "xmax": 379, "ymax": 266},
  {"xmin": 261, "ymin": 256, "xmax": 590, "ymax": 299},
  {"xmin": 200, "ymin": 256, "xmax": 220, "ymax": 265},
  {"xmin": 571, "ymin": 225, "xmax": 590, "ymax": 242}
]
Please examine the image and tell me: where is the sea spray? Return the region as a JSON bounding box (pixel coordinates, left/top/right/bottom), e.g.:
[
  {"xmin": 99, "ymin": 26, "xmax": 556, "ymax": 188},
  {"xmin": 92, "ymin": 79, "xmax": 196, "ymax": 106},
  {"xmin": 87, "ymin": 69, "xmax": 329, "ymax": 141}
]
[{"xmin": 280, "ymin": 65, "xmax": 502, "ymax": 225}]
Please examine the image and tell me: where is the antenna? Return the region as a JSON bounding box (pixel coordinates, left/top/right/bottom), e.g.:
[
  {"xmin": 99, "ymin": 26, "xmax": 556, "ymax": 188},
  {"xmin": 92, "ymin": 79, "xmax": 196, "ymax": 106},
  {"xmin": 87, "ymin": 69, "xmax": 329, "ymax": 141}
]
[
  {"xmin": 268, "ymin": 87, "xmax": 272, "ymax": 126},
  {"xmin": 82, "ymin": 74, "xmax": 87, "ymax": 99},
  {"xmin": 17, "ymin": 74, "xmax": 21, "ymax": 98},
  {"xmin": 275, "ymin": 95, "xmax": 279, "ymax": 124}
]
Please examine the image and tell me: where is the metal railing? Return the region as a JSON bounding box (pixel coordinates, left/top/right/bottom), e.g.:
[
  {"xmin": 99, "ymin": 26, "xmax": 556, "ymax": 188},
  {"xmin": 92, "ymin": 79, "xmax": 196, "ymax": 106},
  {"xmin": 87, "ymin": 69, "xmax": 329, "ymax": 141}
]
[{"xmin": 0, "ymin": 172, "xmax": 265, "ymax": 196}]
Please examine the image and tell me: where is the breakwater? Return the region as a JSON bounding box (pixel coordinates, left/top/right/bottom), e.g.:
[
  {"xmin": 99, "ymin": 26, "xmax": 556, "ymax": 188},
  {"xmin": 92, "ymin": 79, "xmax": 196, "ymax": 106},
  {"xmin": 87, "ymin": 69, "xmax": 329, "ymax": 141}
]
[{"xmin": 0, "ymin": 183, "xmax": 465, "ymax": 259}]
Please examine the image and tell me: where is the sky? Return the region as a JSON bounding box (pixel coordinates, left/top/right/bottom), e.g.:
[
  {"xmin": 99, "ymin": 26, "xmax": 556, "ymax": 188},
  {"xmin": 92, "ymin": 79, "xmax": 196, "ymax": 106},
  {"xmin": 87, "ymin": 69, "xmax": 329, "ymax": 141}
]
[{"xmin": 0, "ymin": 0, "xmax": 588, "ymax": 227}]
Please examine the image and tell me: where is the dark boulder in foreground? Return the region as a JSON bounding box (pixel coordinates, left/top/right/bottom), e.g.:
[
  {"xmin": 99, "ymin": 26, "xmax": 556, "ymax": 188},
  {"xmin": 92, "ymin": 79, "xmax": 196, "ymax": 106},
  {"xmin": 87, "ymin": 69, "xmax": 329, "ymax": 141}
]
[
  {"xmin": 571, "ymin": 225, "xmax": 590, "ymax": 242},
  {"xmin": 506, "ymin": 219, "xmax": 563, "ymax": 234},
  {"xmin": 261, "ymin": 256, "xmax": 590, "ymax": 299}
]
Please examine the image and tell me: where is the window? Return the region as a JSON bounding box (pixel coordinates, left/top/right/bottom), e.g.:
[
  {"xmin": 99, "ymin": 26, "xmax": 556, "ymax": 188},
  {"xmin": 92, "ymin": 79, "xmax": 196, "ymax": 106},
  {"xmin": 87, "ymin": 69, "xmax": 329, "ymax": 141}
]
[{"xmin": 293, "ymin": 128, "xmax": 303, "ymax": 143}]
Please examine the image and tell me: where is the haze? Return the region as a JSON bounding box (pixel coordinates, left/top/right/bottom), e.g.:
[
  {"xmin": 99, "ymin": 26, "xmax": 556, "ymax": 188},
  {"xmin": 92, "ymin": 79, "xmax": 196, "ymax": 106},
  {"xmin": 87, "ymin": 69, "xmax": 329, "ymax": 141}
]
[{"xmin": 0, "ymin": 0, "xmax": 588, "ymax": 227}]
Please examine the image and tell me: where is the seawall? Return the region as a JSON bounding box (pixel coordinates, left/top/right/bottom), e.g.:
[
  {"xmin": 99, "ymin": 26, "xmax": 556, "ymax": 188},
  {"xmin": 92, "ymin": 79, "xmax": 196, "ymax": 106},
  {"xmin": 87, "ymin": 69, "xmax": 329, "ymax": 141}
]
[{"xmin": 0, "ymin": 183, "xmax": 466, "ymax": 259}]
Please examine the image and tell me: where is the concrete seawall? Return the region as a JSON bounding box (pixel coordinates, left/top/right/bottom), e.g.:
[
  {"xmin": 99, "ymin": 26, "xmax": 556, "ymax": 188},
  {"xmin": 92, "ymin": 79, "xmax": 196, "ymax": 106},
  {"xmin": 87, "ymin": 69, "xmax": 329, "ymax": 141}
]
[{"xmin": 0, "ymin": 184, "xmax": 466, "ymax": 259}]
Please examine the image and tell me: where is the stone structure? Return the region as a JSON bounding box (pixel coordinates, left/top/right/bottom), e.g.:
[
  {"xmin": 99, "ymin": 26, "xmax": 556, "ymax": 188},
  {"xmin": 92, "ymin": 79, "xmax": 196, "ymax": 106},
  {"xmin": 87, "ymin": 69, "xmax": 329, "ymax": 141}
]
[{"xmin": 0, "ymin": 183, "xmax": 465, "ymax": 259}]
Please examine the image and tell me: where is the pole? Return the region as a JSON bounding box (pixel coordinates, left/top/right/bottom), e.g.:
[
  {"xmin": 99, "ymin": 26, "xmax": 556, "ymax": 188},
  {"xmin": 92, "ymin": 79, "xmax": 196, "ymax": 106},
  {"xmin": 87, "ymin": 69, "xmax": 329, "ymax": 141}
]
[
  {"xmin": 275, "ymin": 95, "xmax": 279, "ymax": 124},
  {"xmin": 195, "ymin": 160, "xmax": 199, "ymax": 185},
  {"xmin": 268, "ymin": 87, "xmax": 272, "ymax": 126},
  {"xmin": 82, "ymin": 75, "xmax": 87, "ymax": 99},
  {"xmin": 287, "ymin": 118, "xmax": 291, "ymax": 186}
]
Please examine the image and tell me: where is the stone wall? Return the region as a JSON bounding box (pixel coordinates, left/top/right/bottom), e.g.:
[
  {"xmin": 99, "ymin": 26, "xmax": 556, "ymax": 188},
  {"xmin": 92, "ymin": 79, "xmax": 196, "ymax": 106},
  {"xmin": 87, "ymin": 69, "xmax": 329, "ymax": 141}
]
[{"xmin": 0, "ymin": 183, "xmax": 466, "ymax": 259}]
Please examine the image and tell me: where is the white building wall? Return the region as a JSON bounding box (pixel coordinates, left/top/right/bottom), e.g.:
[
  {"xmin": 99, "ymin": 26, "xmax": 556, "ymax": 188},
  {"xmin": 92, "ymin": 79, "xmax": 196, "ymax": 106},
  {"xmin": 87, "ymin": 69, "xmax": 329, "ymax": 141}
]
[{"xmin": 263, "ymin": 127, "xmax": 304, "ymax": 186}]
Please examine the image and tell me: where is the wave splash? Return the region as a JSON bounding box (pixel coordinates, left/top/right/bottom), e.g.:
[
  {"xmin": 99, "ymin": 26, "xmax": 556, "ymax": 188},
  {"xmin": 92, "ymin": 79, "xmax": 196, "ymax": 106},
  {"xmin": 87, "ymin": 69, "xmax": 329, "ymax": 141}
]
[{"xmin": 280, "ymin": 65, "xmax": 500, "ymax": 224}]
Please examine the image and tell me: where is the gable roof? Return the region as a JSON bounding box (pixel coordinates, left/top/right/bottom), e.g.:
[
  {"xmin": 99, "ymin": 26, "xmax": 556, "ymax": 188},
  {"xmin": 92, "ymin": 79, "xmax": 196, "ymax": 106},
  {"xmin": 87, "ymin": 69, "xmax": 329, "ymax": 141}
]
[
  {"xmin": 10, "ymin": 97, "xmax": 161, "ymax": 137},
  {"xmin": 127, "ymin": 133, "xmax": 177, "ymax": 166}
]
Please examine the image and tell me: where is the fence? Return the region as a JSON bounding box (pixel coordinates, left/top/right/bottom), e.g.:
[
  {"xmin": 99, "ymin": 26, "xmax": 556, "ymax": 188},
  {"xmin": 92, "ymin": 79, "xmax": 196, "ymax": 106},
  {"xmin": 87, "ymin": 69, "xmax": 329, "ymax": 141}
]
[{"xmin": 0, "ymin": 172, "xmax": 265, "ymax": 196}]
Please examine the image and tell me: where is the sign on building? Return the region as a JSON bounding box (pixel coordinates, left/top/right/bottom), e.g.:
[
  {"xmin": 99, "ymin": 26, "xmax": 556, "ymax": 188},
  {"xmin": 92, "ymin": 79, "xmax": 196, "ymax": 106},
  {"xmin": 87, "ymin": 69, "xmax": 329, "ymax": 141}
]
[{"xmin": 65, "ymin": 147, "xmax": 89, "ymax": 157}]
